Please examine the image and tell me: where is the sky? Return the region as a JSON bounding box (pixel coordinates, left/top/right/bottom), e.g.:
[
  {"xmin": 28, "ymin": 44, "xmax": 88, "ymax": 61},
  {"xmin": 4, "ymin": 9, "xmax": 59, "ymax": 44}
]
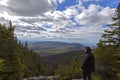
[{"xmin": 0, "ymin": 0, "xmax": 119, "ymax": 46}]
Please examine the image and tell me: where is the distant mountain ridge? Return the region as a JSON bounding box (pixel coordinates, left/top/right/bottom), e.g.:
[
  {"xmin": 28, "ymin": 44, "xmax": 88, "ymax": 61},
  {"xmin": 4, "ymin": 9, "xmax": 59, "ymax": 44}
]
[{"xmin": 28, "ymin": 41, "xmax": 85, "ymax": 56}]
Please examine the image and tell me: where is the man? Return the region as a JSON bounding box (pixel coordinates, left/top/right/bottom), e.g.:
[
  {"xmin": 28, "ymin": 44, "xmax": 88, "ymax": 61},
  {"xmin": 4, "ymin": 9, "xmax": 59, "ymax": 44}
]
[{"xmin": 81, "ymin": 47, "xmax": 95, "ymax": 80}]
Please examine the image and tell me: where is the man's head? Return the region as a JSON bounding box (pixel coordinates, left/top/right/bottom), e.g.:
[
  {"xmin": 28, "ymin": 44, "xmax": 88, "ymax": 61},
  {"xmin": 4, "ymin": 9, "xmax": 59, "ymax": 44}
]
[{"xmin": 85, "ymin": 46, "xmax": 91, "ymax": 53}]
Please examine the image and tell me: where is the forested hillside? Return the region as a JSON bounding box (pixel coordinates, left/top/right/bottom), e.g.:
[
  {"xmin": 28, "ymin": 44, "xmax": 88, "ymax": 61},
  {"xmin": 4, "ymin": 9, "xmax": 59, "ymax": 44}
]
[
  {"xmin": 44, "ymin": 50, "xmax": 84, "ymax": 68},
  {"xmin": 0, "ymin": 22, "xmax": 53, "ymax": 80},
  {"xmin": 28, "ymin": 41, "xmax": 84, "ymax": 55}
]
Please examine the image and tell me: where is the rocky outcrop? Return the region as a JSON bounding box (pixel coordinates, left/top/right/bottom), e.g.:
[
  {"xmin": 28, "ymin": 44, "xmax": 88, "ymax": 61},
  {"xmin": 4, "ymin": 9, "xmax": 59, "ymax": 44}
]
[
  {"xmin": 23, "ymin": 76, "xmax": 82, "ymax": 80},
  {"xmin": 23, "ymin": 76, "xmax": 59, "ymax": 80}
]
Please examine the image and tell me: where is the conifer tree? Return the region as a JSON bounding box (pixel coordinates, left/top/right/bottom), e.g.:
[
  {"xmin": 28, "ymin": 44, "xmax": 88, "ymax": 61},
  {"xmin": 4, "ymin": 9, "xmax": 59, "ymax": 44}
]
[
  {"xmin": 0, "ymin": 21, "xmax": 49, "ymax": 80},
  {"xmin": 0, "ymin": 22, "xmax": 23, "ymax": 80},
  {"xmin": 101, "ymin": 3, "xmax": 120, "ymax": 46},
  {"xmin": 94, "ymin": 3, "xmax": 120, "ymax": 80}
]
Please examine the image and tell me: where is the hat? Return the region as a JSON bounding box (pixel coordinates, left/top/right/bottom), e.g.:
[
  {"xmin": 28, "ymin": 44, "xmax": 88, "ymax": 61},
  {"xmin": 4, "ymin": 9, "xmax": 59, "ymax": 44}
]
[{"xmin": 86, "ymin": 46, "xmax": 91, "ymax": 52}]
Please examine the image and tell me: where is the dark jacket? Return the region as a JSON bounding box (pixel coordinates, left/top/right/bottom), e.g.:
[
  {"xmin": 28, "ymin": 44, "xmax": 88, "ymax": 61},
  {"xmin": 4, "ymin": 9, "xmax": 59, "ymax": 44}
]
[{"xmin": 81, "ymin": 52, "xmax": 95, "ymax": 72}]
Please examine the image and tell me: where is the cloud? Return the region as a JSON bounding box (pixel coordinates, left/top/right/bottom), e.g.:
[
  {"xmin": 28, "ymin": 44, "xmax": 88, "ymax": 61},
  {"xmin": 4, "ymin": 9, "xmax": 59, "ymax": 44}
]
[
  {"xmin": 75, "ymin": 4, "xmax": 115, "ymax": 26},
  {"xmin": 40, "ymin": 3, "xmax": 115, "ymax": 43},
  {"xmin": 57, "ymin": 0, "xmax": 65, "ymax": 3},
  {"xmin": 0, "ymin": 0, "xmax": 116, "ymax": 44},
  {"xmin": 79, "ymin": 0, "xmax": 103, "ymax": 2},
  {"xmin": 1, "ymin": 0, "xmax": 57, "ymax": 16}
]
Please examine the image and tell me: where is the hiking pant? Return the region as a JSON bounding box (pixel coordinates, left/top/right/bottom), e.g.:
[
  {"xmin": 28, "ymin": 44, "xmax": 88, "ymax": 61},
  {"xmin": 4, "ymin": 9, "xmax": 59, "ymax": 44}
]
[{"xmin": 82, "ymin": 71, "xmax": 92, "ymax": 80}]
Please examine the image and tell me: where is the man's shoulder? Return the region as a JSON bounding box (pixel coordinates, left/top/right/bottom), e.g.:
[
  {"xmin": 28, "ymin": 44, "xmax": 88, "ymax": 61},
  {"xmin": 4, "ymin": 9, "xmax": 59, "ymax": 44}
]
[
  {"xmin": 86, "ymin": 53, "xmax": 94, "ymax": 57},
  {"xmin": 84, "ymin": 54, "xmax": 90, "ymax": 59}
]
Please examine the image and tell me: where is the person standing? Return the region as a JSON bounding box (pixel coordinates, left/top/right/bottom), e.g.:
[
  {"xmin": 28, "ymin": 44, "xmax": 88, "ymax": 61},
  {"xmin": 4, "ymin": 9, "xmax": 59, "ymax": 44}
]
[{"xmin": 81, "ymin": 47, "xmax": 95, "ymax": 80}]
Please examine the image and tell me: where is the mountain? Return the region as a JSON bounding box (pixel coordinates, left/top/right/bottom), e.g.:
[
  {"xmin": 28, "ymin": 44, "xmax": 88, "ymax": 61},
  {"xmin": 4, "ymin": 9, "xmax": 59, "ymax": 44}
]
[{"xmin": 28, "ymin": 41, "xmax": 85, "ymax": 56}]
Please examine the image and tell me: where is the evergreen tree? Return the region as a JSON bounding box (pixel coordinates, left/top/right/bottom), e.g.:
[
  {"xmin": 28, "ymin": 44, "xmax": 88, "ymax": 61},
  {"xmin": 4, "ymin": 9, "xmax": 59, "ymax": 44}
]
[
  {"xmin": 0, "ymin": 22, "xmax": 23, "ymax": 80},
  {"xmin": 0, "ymin": 21, "xmax": 49, "ymax": 80},
  {"xmin": 101, "ymin": 3, "xmax": 120, "ymax": 46},
  {"xmin": 94, "ymin": 3, "xmax": 120, "ymax": 80},
  {"xmin": 55, "ymin": 57, "xmax": 82, "ymax": 80}
]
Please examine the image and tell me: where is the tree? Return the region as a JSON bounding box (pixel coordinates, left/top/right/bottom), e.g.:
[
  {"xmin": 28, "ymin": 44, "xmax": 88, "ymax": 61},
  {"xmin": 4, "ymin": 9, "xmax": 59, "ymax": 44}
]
[
  {"xmin": 0, "ymin": 22, "xmax": 23, "ymax": 80},
  {"xmin": 55, "ymin": 57, "xmax": 82, "ymax": 80},
  {"xmin": 94, "ymin": 3, "xmax": 120, "ymax": 80},
  {"xmin": 0, "ymin": 21, "xmax": 49, "ymax": 80},
  {"xmin": 101, "ymin": 3, "xmax": 120, "ymax": 47}
]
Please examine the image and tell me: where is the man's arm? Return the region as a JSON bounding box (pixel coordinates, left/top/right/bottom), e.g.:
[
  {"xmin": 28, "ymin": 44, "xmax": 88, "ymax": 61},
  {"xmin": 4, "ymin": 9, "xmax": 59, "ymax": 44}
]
[{"xmin": 81, "ymin": 54, "xmax": 89, "ymax": 70}]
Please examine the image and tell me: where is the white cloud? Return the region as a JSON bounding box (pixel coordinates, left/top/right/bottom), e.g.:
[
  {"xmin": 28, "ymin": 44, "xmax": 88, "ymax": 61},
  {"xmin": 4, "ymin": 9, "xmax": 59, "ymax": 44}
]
[
  {"xmin": 0, "ymin": 0, "xmax": 8, "ymax": 6},
  {"xmin": 57, "ymin": 0, "xmax": 65, "ymax": 3},
  {"xmin": 63, "ymin": 7, "xmax": 78, "ymax": 19},
  {"xmin": 79, "ymin": 0, "xmax": 103, "ymax": 2},
  {"xmin": 0, "ymin": 0, "xmax": 116, "ymax": 44},
  {"xmin": 75, "ymin": 4, "xmax": 115, "ymax": 26},
  {"xmin": 1, "ymin": 0, "xmax": 57, "ymax": 16}
]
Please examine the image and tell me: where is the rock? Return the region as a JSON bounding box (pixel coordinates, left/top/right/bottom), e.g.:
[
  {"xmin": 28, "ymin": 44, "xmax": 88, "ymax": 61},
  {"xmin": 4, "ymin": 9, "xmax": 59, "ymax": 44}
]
[{"xmin": 23, "ymin": 75, "xmax": 59, "ymax": 80}]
